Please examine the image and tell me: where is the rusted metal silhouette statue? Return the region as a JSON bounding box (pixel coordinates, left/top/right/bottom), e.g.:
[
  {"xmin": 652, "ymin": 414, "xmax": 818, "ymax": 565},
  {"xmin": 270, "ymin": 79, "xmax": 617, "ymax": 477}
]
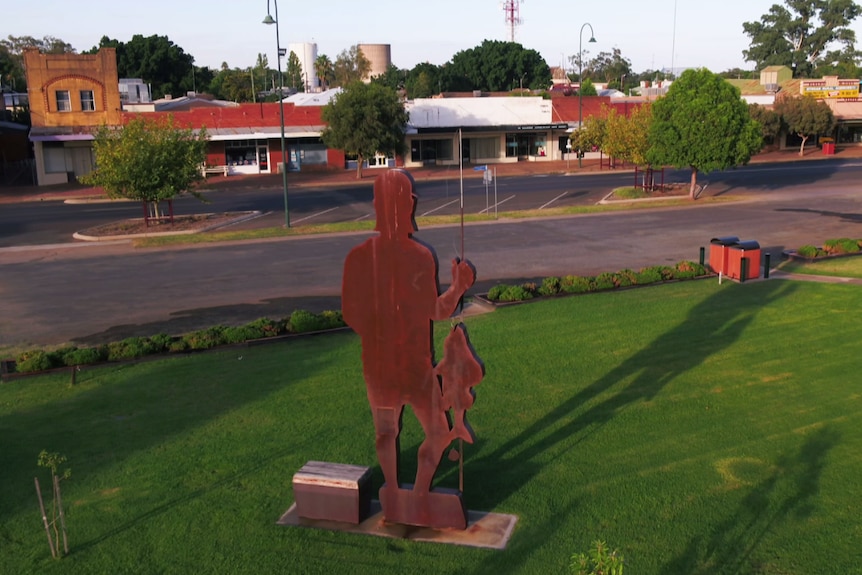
[{"xmin": 342, "ymin": 170, "xmax": 484, "ymax": 529}]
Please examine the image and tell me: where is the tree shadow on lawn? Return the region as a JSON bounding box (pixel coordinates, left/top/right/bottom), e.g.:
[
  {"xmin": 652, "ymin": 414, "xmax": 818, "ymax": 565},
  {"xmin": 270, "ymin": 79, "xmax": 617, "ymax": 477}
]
[
  {"xmin": 467, "ymin": 279, "xmax": 800, "ymax": 511},
  {"xmin": 662, "ymin": 425, "xmax": 840, "ymax": 574},
  {"xmin": 0, "ymin": 331, "xmax": 355, "ymax": 524}
]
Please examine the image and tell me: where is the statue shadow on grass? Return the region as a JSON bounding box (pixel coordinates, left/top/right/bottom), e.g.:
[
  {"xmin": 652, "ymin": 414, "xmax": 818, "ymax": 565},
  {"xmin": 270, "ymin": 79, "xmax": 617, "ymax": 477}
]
[
  {"xmin": 467, "ymin": 279, "xmax": 800, "ymax": 511},
  {"xmin": 662, "ymin": 425, "xmax": 840, "ymax": 574}
]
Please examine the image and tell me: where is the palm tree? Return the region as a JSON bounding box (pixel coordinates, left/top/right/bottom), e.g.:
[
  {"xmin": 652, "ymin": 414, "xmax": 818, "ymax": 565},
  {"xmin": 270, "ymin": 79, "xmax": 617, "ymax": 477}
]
[{"xmin": 314, "ymin": 54, "xmax": 334, "ymax": 90}]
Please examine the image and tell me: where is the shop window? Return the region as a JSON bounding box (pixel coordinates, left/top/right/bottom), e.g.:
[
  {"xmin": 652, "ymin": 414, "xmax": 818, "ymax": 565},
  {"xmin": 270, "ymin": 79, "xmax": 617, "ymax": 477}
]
[
  {"xmin": 470, "ymin": 137, "xmax": 499, "ymax": 160},
  {"xmin": 410, "ymin": 138, "xmax": 453, "ymax": 163},
  {"xmin": 56, "ymin": 90, "xmax": 71, "ymax": 112},
  {"xmin": 226, "ymin": 139, "xmax": 261, "ymax": 166},
  {"xmin": 80, "ymin": 90, "xmax": 95, "ymax": 112},
  {"xmin": 43, "ymin": 143, "xmax": 68, "ymax": 173}
]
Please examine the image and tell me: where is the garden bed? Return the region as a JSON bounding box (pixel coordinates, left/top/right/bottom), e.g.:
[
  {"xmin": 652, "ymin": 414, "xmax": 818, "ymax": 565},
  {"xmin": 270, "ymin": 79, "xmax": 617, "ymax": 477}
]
[
  {"xmin": 476, "ymin": 261, "xmax": 713, "ymax": 305},
  {"xmin": 782, "ymin": 237, "xmax": 862, "ymax": 261},
  {"xmin": 2, "ymin": 309, "xmax": 346, "ymax": 378}
]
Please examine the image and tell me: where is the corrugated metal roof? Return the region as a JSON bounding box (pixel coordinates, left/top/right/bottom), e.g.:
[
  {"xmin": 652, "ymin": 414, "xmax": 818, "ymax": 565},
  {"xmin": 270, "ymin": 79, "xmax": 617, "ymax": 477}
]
[
  {"xmin": 406, "ymin": 97, "xmax": 552, "ymax": 128},
  {"xmin": 284, "ymin": 88, "xmax": 342, "ymax": 106}
]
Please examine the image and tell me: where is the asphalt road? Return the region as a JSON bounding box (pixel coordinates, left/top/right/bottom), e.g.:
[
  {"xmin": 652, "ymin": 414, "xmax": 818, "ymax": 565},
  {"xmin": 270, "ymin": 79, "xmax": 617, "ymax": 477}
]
[
  {"xmin": 2, "ymin": 157, "xmax": 860, "ymax": 247},
  {"xmin": 2, "ymin": 159, "xmax": 861, "ymax": 350}
]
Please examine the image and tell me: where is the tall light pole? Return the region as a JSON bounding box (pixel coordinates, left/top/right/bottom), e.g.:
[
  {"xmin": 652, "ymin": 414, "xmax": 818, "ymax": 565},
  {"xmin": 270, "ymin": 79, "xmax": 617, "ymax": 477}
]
[
  {"xmin": 578, "ymin": 22, "xmax": 596, "ymax": 169},
  {"xmin": 263, "ymin": 0, "xmax": 290, "ymax": 227}
]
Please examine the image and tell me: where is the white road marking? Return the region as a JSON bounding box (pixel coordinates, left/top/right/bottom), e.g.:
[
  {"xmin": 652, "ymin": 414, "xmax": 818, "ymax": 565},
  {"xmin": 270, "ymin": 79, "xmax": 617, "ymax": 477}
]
[
  {"xmin": 420, "ymin": 198, "xmax": 460, "ymax": 216},
  {"xmin": 478, "ymin": 195, "xmax": 515, "ymax": 214},
  {"xmin": 354, "ymin": 212, "xmax": 373, "ymax": 222},
  {"xmin": 539, "ymin": 192, "xmax": 569, "ymax": 210},
  {"xmin": 291, "ymin": 206, "xmax": 339, "ymax": 224}
]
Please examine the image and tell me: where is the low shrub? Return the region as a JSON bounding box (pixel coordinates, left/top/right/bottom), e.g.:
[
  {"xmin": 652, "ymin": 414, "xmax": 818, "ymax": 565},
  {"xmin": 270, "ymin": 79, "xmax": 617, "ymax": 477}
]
[
  {"xmin": 183, "ymin": 326, "xmax": 228, "ymax": 350},
  {"xmin": 824, "ymin": 238, "xmax": 861, "ymax": 255},
  {"xmin": 616, "ymin": 269, "xmax": 637, "ymax": 287},
  {"xmin": 570, "ymin": 540, "xmax": 625, "ymax": 575},
  {"xmin": 538, "ymin": 276, "xmax": 562, "ymax": 296},
  {"xmin": 635, "ymin": 267, "xmax": 663, "ymax": 284},
  {"xmin": 15, "ymin": 350, "xmax": 56, "ymax": 373},
  {"xmin": 61, "ymin": 346, "xmax": 108, "ymax": 366},
  {"xmin": 9, "ymin": 310, "xmax": 345, "ymax": 373},
  {"xmin": 497, "ymin": 285, "xmax": 534, "ymax": 302},
  {"xmin": 106, "ymin": 337, "xmax": 154, "ymax": 361},
  {"xmin": 676, "ymin": 260, "xmax": 707, "ymax": 276},
  {"xmin": 796, "ymin": 244, "xmax": 822, "ymax": 258},
  {"xmin": 289, "ymin": 309, "xmax": 331, "ymax": 333},
  {"xmin": 245, "ymin": 317, "xmax": 284, "ymax": 338},
  {"xmin": 591, "ymin": 272, "xmax": 617, "ymax": 291},
  {"xmin": 169, "ymin": 339, "xmax": 190, "ymax": 353},
  {"xmin": 148, "ymin": 333, "xmax": 173, "ymax": 352},
  {"xmin": 487, "ymin": 284, "xmax": 508, "ymax": 301},
  {"xmin": 561, "ymin": 275, "xmax": 592, "ymax": 294},
  {"xmin": 318, "ymin": 310, "xmax": 345, "ymax": 330},
  {"xmin": 222, "ymin": 325, "xmax": 260, "ymax": 345}
]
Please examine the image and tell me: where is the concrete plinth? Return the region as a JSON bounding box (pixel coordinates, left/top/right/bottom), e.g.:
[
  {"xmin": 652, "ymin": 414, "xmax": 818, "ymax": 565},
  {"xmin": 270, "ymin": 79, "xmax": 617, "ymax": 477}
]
[{"xmin": 278, "ymin": 501, "xmax": 518, "ymax": 550}]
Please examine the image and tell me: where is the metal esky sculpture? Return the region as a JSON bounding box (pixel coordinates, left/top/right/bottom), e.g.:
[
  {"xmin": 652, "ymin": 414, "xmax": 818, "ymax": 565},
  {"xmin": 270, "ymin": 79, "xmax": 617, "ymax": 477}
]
[{"xmin": 342, "ymin": 170, "xmax": 484, "ymax": 530}]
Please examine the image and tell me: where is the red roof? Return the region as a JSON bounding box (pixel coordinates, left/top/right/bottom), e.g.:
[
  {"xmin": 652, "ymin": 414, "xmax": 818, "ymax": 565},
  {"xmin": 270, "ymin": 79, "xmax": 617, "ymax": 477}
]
[{"xmin": 121, "ymin": 102, "xmax": 324, "ymax": 131}]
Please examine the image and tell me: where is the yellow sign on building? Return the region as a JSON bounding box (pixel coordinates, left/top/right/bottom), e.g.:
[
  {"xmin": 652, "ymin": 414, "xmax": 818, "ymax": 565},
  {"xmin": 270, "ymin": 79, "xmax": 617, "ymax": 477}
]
[{"xmin": 800, "ymin": 77, "xmax": 860, "ymax": 99}]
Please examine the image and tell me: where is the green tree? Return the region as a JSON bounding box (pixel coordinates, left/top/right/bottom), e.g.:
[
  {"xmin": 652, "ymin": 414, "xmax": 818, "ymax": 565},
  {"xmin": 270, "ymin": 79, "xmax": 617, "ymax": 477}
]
[
  {"xmin": 333, "ymin": 45, "xmax": 370, "ymax": 87},
  {"xmin": 371, "ymin": 64, "xmax": 405, "ymax": 92},
  {"xmin": 647, "ymin": 68, "xmax": 762, "ymax": 200},
  {"xmin": 579, "ymin": 78, "xmax": 598, "ymax": 96},
  {"xmin": 603, "ymin": 104, "xmax": 652, "ymax": 167},
  {"xmin": 209, "ymin": 67, "xmax": 255, "ymax": 102},
  {"xmin": 443, "ymin": 40, "xmax": 551, "ymax": 92},
  {"xmin": 749, "ymin": 103, "xmax": 783, "ymax": 145},
  {"xmin": 0, "ymin": 35, "xmax": 76, "ymax": 91},
  {"xmin": 570, "ymin": 114, "xmax": 608, "ymax": 155},
  {"xmin": 743, "ymin": 0, "xmax": 862, "ymax": 77},
  {"xmin": 286, "ymin": 51, "xmax": 304, "ymax": 92},
  {"xmin": 81, "ymin": 116, "xmax": 208, "ymax": 220},
  {"xmin": 314, "ymin": 54, "xmax": 334, "ymax": 90},
  {"xmin": 406, "ymin": 62, "xmax": 441, "ymax": 98},
  {"xmin": 586, "ymin": 48, "xmax": 633, "ymax": 86},
  {"xmin": 251, "ymin": 53, "xmax": 269, "ymax": 100},
  {"xmin": 774, "ymin": 95, "xmax": 836, "ymax": 155},
  {"xmin": 320, "ymin": 82, "xmax": 408, "ymax": 179},
  {"xmin": 89, "ymin": 34, "xmax": 195, "ymax": 98}
]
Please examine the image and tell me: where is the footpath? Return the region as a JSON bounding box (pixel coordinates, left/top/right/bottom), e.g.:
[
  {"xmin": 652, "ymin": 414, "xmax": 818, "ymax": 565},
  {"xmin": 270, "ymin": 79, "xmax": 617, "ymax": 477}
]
[{"xmin": 3, "ymin": 146, "xmax": 861, "ymax": 205}]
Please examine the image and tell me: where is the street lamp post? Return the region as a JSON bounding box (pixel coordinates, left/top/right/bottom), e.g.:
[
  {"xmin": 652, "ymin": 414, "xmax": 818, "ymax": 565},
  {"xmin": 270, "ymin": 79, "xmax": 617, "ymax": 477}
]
[
  {"xmin": 263, "ymin": 0, "xmax": 290, "ymax": 228},
  {"xmin": 578, "ymin": 22, "xmax": 596, "ymax": 169}
]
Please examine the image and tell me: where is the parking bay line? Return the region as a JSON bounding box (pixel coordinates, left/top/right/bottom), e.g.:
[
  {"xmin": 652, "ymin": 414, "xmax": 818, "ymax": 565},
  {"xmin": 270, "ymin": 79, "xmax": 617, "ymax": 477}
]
[
  {"xmin": 538, "ymin": 191, "xmax": 570, "ymax": 210},
  {"xmin": 478, "ymin": 194, "xmax": 515, "ymax": 214},
  {"xmin": 291, "ymin": 206, "xmax": 339, "ymax": 224},
  {"xmin": 420, "ymin": 198, "xmax": 460, "ymax": 217}
]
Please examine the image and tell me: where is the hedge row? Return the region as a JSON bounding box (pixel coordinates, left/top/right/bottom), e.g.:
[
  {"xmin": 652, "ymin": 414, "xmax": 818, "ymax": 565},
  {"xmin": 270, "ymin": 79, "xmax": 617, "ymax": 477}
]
[
  {"xmin": 796, "ymin": 238, "xmax": 862, "ymax": 259},
  {"xmin": 485, "ymin": 260, "xmax": 710, "ymax": 303},
  {"xmin": 13, "ymin": 309, "xmax": 345, "ymax": 374}
]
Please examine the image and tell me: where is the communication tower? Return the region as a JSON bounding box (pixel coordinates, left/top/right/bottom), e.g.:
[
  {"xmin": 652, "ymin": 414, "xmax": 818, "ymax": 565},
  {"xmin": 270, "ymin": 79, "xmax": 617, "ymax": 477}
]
[{"xmin": 502, "ymin": 0, "xmax": 523, "ymax": 42}]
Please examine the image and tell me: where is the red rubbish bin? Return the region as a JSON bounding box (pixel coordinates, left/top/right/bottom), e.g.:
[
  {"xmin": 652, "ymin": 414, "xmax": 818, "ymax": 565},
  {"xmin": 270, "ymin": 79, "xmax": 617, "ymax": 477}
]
[
  {"xmin": 709, "ymin": 236, "xmax": 739, "ymax": 276},
  {"xmin": 727, "ymin": 240, "xmax": 761, "ymax": 281},
  {"xmin": 823, "ymin": 142, "xmax": 835, "ymax": 155}
]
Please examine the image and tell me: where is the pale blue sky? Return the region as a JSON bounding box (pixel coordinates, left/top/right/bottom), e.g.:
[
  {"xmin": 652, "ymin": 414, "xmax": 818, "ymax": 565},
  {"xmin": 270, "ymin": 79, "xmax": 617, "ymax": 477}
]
[{"xmin": 6, "ymin": 1, "xmax": 861, "ymax": 75}]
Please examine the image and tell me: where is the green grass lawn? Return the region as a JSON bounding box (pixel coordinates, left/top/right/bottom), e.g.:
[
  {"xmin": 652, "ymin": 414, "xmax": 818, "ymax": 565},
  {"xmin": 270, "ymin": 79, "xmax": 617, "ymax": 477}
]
[
  {"xmin": 777, "ymin": 253, "xmax": 862, "ymax": 278},
  {"xmin": 1, "ymin": 279, "xmax": 860, "ymax": 574}
]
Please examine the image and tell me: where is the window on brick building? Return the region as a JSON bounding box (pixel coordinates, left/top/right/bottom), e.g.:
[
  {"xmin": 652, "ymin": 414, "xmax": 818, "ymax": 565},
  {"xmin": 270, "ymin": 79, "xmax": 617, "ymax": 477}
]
[
  {"xmin": 56, "ymin": 90, "xmax": 71, "ymax": 112},
  {"xmin": 80, "ymin": 90, "xmax": 95, "ymax": 111}
]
